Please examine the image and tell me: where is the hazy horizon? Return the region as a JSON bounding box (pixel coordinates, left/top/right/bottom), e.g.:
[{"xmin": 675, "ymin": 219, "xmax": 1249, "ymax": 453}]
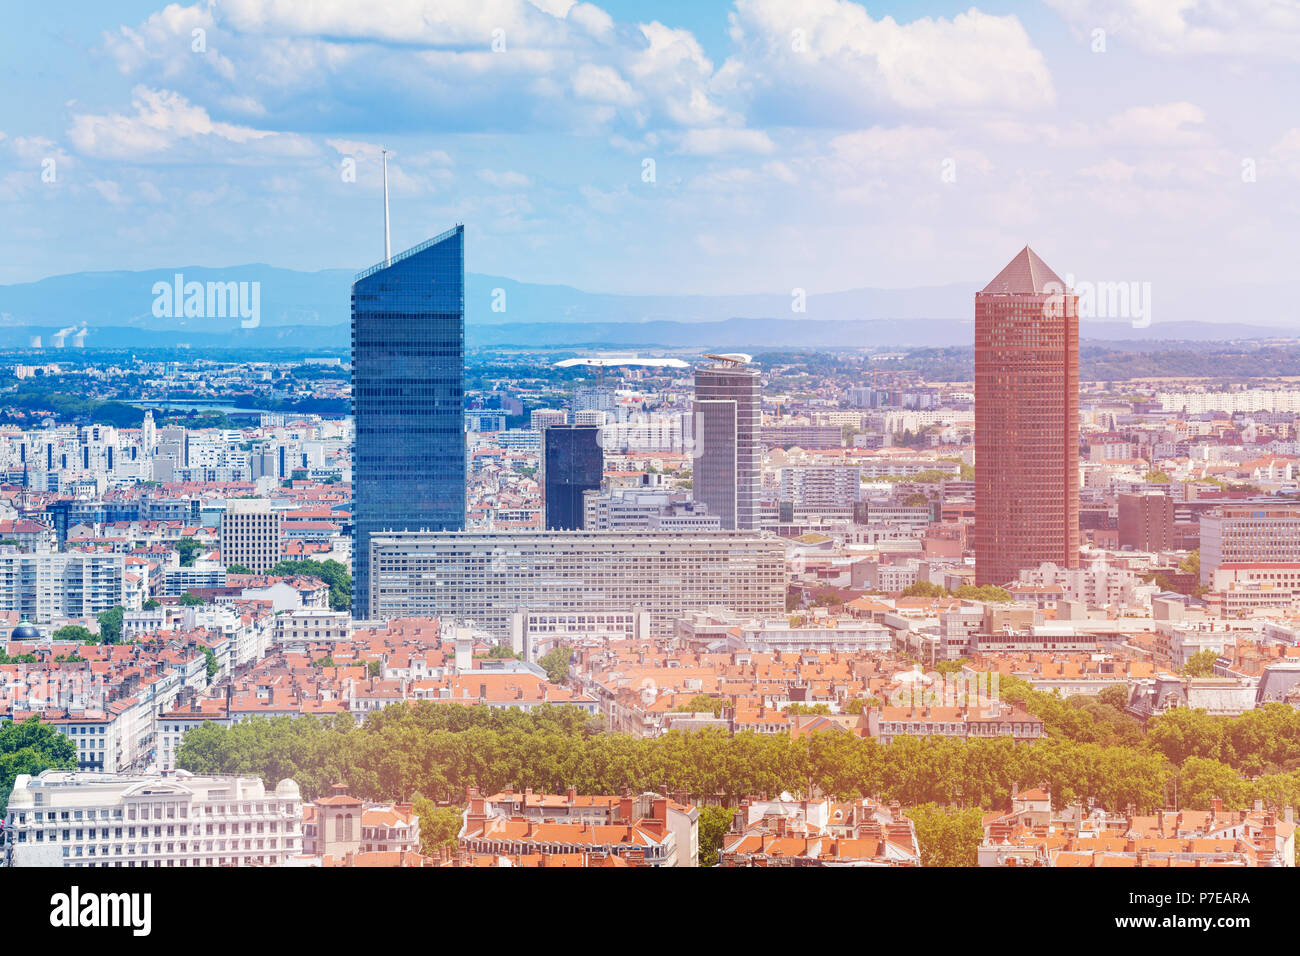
[{"xmin": 1, "ymin": 0, "xmax": 1297, "ymax": 326}]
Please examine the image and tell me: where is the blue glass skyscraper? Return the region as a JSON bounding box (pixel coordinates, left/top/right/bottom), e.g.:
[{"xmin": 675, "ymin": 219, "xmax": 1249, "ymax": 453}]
[{"xmin": 351, "ymin": 224, "xmax": 466, "ymax": 618}]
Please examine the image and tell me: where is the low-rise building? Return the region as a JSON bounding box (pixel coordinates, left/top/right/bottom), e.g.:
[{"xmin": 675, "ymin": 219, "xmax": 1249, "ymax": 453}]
[
  {"xmin": 719, "ymin": 794, "xmax": 921, "ymax": 867},
  {"xmin": 458, "ymin": 787, "xmax": 696, "ymax": 867},
  {"xmin": 866, "ymin": 700, "xmax": 1045, "ymax": 745}
]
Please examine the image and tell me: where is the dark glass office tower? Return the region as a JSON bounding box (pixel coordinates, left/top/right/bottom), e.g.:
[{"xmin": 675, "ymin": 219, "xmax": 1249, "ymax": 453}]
[
  {"xmin": 694, "ymin": 356, "xmax": 761, "ymax": 531},
  {"xmin": 351, "ymin": 225, "xmax": 466, "ymax": 618},
  {"xmin": 544, "ymin": 424, "xmax": 603, "ymax": 530}
]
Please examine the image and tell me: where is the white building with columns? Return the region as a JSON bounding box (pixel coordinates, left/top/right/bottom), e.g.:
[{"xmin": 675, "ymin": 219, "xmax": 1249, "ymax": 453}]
[{"xmin": 3, "ymin": 770, "xmax": 303, "ymax": 868}]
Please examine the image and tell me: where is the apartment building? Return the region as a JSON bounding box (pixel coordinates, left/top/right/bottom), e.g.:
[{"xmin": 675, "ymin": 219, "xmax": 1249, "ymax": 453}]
[
  {"xmin": 0, "ymin": 549, "xmax": 128, "ymax": 622},
  {"xmin": 510, "ymin": 608, "xmax": 651, "ymax": 661},
  {"xmin": 583, "ymin": 489, "xmax": 720, "ymax": 532},
  {"xmin": 779, "ymin": 465, "xmax": 861, "ymax": 511},
  {"xmin": 597, "ymin": 415, "xmax": 689, "ymax": 454},
  {"xmin": 740, "ymin": 619, "xmax": 892, "ymax": 653},
  {"xmin": 1200, "ymin": 504, "xmax": 1300, "ymax": 586},
  {"xmin": 274, "ymin": 609, "xmax": 352, "ymax": 649},
  {"xmin": 367, "ymin": 531, "xmax": 786, "ymax": 638},
  {"xmin": 760, "ymin": 425, "xmax": 842, "ymax": 450},
  {"xmin": 219, "ymin": 498, "xmax": 283, "ymax": 573},
  {"xmin": 459, "ymin": 787, "xmax": 695, "ymax": 867},
  {"xmin": 980, "ymin": 790, "xmax": 1295, "ymax": 867},
  {"xmin": 161, "ymin": 560, "xmax": 227, "ymax": 596},
  {"xmin": 3, "ymin": 770, "xmax": 303, "ymax": 868},
  {"xmin": 1017, "ymin": 560, "xmax": 1146, "ymax": 608},
  {"xmin": 866, "ymin": 700, "xmax": 1045, "ymax": 745},
  {"xmin": 719, "ymin": 795, "xmax": 922, "ymax": 867}
]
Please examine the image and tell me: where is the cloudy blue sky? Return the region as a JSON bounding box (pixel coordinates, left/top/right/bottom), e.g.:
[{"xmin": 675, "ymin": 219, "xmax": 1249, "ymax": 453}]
[{"xmin": 1, "ymin": 0, "xmax": 1298, "ymax": 307}]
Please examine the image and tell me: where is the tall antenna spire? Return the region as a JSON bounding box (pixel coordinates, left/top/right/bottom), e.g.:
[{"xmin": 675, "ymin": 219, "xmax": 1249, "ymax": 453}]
[{"xmin": 382, "ymin": 147, "xmax": 391, "ymax": 266}]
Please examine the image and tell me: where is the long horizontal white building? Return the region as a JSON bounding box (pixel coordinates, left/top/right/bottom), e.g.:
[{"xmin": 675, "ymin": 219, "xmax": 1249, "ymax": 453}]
[
  {"xmin": 3, "ymin": 770, "xmax": 303, "ymax": 868},
  {"xmin": 368, "ymin": 531, "xmax": 787, "ymax": 638},
  {"xmin": 1158, "ymin": 389, "xmax": 1300, "ymax": 414}
]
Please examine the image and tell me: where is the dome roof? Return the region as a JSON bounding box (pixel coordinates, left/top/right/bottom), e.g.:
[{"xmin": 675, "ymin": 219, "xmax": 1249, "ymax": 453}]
[
  {"xmin": 275, "ymin": 779, "xmax": 301, "ymax": 798},
  {"xmin": 8, "ymin": 783, "xmax": 33, "ymax": 807},
  {"xmin": 11, "ymin": 621, "xmax": 39, "ymax": 640}
]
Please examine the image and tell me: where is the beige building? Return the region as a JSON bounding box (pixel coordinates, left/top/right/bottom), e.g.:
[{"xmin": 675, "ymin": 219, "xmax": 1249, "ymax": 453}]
[
  {"xmin": 274, "ymin": 609, "xmax": 351, "ymax": 649},
  {"xmin": 219, "ymin": 498, "xmax": 283, "ymax": 573}
]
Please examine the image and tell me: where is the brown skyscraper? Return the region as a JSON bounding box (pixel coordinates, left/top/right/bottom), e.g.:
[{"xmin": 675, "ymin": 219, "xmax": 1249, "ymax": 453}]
[{"xmin": 974, "ymin": 247, "xmax": 1079, "ymax": 585}]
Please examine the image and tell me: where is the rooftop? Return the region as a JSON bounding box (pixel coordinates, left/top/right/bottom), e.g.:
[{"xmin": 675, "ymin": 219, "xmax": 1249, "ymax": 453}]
[{"xmin": 980, "ymin": 245, "xmax": 1066, "ymax": 296}]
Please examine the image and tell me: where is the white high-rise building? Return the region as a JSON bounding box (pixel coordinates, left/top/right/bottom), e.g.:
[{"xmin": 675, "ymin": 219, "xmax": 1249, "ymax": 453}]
[
  {"xmin": 0, "ymin": 549, "xmax": 128, "ymax": 622},
  {"xmin": 530, "ymin": 408, "xmax": 567, "ymax": 431},
  {"xmin": 779, "ymin": 465, "xmax": 862, "ymax": 511}
]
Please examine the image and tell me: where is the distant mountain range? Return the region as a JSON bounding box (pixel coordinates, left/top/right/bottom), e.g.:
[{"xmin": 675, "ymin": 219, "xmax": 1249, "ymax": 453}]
[{"xmin": 0, "ymin": 265, "xmax": 1293, "ymax": 350}]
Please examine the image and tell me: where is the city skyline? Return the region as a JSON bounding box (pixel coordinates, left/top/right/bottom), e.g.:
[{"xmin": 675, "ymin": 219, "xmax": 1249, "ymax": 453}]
[{"xmin": 3, "ymin": 0, "xmax": 1300, "ymax": 901}]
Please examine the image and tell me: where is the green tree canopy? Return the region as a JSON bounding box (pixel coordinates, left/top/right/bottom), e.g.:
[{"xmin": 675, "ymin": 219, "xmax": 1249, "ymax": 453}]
[
  {"xmin": 953, "ymin": 584, "xmax": 1014, "ymax": 603},
  {"xmin": 52, "ymin": 624, "xmax": 96, "ymax": 644},
  {"xmin": 907, "ymin": 804, "xmax": 986, "ymax": 867},
  {"xmin": 1, "ymin": 718, "xmax": 77, "ymax": 814},
  {"xmin": 411, "ymin": 795, "xmax": 463, "ymax": 855},
  {"xmin": 1182, "ymin": 649, "xmax": 1219, "ymax": 678},
  {"xmin": 176, "ymin": 537, "xmax": 203, "ymax": 567},
  {"xmin": 97, "ymin": 606, "xmax": 125, "ymax": 644},
  {"xmin": 673, "ymin": 694, "xmax": 724, "ymax": 717},
  {"xmin": 901, "ymin": 581, "xmax": 948, "ymax": 598},
  {"xmin": 268, "ymin": 559, "xmax": 351, "ymax": 612},
  {"xmin": 697, "ymin": 804, "xmax": 735, "ymax": 867},
  {"xmin": 200, "ymin": 645, "xmax": 219, "ymax": 682},
  {"xmin": 538, "ymin": 647, "xmax": 570, "ymax": 684}
]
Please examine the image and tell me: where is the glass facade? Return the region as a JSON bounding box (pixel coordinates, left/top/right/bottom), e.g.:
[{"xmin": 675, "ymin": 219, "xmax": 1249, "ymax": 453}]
[
  {"xmin": 351, "ymin": 225, "xmax": 466, "ymax": 618},
  {"xmin": 974, "ymin": 247, "xmax": 1079, "ymax": 585},
  {"xmin": 544, "ymin": 424, "xmax": 603, "ymax": 530},
  {"xmin": 694, "ymin": 363, "xmax": 761, "ymax": 531}
]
